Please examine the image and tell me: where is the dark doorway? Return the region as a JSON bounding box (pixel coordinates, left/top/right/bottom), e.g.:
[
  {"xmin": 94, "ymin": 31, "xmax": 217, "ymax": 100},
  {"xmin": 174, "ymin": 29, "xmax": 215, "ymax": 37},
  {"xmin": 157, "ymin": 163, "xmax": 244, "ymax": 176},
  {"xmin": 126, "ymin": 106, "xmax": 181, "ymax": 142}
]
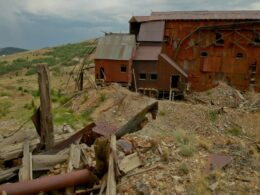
[
  {"xmin": 100, "ymin": 67, "xmax": 105, "ymax": 79},
  {"xmin": 171, "ymin": 75, "xmax": 180, "ymax": 88}
]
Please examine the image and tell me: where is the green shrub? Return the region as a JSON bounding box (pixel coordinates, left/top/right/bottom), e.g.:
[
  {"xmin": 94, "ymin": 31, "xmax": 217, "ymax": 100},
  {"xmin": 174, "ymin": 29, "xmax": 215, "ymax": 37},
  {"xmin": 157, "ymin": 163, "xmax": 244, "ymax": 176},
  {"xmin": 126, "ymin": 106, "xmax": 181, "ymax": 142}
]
[
  {"xmin": 226, "ymin": 126, "xmax": 242, "ymax": 136},
  {"xmin": 26, "ymin": 67, "xmax": 37, "ymax": 76},
  {"xmin": 209, "ymin": 111, "xmax": 218, "ymax": 122},
  {"xmin": 178, "ymin": 163, "xmax": 189, "ymax": 175},
  {"xmin": 99, "ymin": 93, "xmax": 106, "ymax": 102},
  {"xmin": 174, "ymin": 130, "xmax": 196, "ymax": 157},
  {"xmin": 0, "ymin": 101, "xmax": 11, "ymax": 117},
  {"xmin": 31, "ymin": 90, "xmax": 40, "ymax": 97}
]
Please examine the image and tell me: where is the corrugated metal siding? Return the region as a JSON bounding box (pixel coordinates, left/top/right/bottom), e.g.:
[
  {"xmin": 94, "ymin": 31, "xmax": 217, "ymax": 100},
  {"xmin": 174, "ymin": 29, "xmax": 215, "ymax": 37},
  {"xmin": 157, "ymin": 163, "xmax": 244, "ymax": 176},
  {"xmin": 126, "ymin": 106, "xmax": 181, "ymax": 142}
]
[
  {"xmin": 137, "ymin": 21, "xmax": 165, "ymax": 42},
  {"xmin": 134, "ymin": 46, "xmax": 162, "ymax": 60},
  {"xmin": 95, "ymin": 34, "xmax": 136, "ymax": 60}
]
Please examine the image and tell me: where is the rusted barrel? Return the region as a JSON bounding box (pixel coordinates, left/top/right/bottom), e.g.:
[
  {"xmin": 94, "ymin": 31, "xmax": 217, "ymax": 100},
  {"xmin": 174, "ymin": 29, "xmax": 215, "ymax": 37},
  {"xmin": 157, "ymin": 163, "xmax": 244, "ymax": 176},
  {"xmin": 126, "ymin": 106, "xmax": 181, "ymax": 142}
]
[{"xmin": 0, "ymin": 169, "xmax": 96, "ymax": 195}]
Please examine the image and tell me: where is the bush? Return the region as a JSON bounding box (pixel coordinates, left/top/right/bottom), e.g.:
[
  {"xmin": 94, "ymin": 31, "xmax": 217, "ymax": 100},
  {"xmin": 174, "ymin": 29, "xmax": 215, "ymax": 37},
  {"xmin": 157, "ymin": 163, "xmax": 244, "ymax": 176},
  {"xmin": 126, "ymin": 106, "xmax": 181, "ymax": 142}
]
[
  {"xmin": 209, "ymin": 110, "xmax": 218, "ymax": 122},
  {"xmin": 26, "ymin": 67, "xmax": 37, "ymax": 76},
  {"xmin": 0, "ymin": 101, "xmax": 11, "ymax": 117},
  {"xmin": 174, "ymin": 130, "xmax": 196, "ymax": 157},
  {"xmin": 226, "ymin": 126, "xmax": 242, "ymax": 136},
  {"xmin": 31, "ymin": 90, "xmax": 40, "ymax": 97}
]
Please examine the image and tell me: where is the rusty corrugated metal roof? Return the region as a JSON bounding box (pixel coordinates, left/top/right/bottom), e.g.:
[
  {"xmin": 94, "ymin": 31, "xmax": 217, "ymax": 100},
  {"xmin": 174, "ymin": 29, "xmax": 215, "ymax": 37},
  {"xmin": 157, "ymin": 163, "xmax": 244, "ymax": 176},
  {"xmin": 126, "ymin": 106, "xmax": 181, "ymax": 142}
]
[
  {"xmin": 137, "ymin": 21, "xmax": 165, "ymax": 42},
  {"xmin": 160, "ymin": 53, "xmax": 188, "ymax": 78},
  {"xmin": 134, "ymin": 46, "xmax": 162, "ymax": 61},
  {"xmin": 95, "ymin": 34, "xmax": 136, "ymax": 60},
  {"xmin": 130, "ymin": 11, "xmax": 260, "ymax": 22}
]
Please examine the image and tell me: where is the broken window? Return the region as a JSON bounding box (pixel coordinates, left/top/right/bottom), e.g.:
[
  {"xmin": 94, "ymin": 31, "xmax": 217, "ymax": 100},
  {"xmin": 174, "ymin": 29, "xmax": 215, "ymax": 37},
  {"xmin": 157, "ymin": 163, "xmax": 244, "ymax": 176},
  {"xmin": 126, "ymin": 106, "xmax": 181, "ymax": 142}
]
[
  {"xmin": 150, "ymin": 73, "xmax": 158, "ymax": 80},
  {"xmin": 171, "ymin": 75, "xmax": 180, "ymax": 88},
  {"xmin": 215, "ymin": 32, "xmax": 224, "ymax": 45},
  {"xmin": 236, "ymin": 53, "xmax": 244, "ymax": 59},
  {"xmin": 139, "ymin": 73, "xmax": 147, "ymax": 80},
  {"xmin": 120, "ymin": 64, "xmax": 127, "ymax": 72},
  {"xmin": 200, "ymin": 51, "xmax": 208, "ymax": 57}
]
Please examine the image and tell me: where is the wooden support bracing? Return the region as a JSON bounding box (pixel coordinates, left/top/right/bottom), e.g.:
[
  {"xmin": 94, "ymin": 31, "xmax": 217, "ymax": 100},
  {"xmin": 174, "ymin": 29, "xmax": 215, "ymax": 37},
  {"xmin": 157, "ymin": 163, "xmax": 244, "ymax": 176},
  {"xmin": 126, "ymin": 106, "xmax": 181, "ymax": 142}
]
[
  {"xmin": 37, "ymin": 64, "xmax": 54, "ymax": 150},
  {"xmin": 19, "ymin": 141, "xmax": 32, "ymax": 181}
]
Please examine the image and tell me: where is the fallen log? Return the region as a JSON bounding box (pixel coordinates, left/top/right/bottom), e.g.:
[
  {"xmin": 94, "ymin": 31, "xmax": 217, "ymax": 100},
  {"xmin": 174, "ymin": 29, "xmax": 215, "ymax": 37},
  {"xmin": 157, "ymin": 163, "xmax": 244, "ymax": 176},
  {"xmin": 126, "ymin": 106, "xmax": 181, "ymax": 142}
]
[{"xmin": 0, "ymin": 169, "xmax": 97, "ymax": 195}]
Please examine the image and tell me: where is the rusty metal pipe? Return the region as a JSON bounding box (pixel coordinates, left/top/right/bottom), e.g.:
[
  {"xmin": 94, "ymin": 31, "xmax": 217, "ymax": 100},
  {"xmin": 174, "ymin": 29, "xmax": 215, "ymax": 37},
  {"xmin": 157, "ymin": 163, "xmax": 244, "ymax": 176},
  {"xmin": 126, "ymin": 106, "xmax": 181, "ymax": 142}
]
[{"xmin": 0, "ymin": 169, "xmax": 96, "ymax": 195}]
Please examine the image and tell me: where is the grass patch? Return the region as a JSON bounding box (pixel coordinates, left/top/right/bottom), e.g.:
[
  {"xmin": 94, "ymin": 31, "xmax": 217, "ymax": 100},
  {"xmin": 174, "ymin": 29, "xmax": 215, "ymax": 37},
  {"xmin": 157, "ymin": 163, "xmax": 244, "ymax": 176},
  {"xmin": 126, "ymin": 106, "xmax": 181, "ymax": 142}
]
[
  {"xmin": 0, "ymin": 101, "xmax": 12, "ymax": 118},
  {"xmin": 99, "ymin": 92, "xmax": 106, "ymax": 102},
  {"xmin": 226, "ymin": 126, "xmax": 242, "ymax": 136},
  {"xmin": 178, "ymin": 163, "xmax": 189, "ymax": 175},
  {"xmin": 31, "ymin": 89, "xmax": 40, "ymax": 97},
  {"xmin": 159, "ymin": 110, "xmax": 166, "ymax": 116},
  {"xmin": 0, "ymin": 91, "xmax": 10, "ymax": 97},
  {"xmin": 209, "ymin": 110, "xmax": 218, "ymax": 122},
  {"xmin": 174, "ymin": 130, "xmax": 196, "ymax": 157},
  {"xmin": 81, "ymin": 108, "xmax": 94, "ymax": 122}
]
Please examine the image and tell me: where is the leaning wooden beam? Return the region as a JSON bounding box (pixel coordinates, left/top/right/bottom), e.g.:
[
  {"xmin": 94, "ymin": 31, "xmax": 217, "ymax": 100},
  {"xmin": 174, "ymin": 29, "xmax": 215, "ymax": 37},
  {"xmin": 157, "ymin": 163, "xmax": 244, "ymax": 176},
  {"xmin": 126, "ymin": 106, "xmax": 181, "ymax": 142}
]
[
  {"xmin": 19, "ymin": 141, "xmax": 32, "ymax": 181},
  {"xmin": 115, "ymin": 101, "xmax": 158, "ymax": 139},
  {"xmin": 106, "ymin": 134, "xmax": 117, "ymax": 195},
  {"xmin": 37, "ymin": 64, "xmax": 54, "ymax": 150},
  {"xmin": 32, "ymin": 154, "xmax": 68, "ymax": 171}
]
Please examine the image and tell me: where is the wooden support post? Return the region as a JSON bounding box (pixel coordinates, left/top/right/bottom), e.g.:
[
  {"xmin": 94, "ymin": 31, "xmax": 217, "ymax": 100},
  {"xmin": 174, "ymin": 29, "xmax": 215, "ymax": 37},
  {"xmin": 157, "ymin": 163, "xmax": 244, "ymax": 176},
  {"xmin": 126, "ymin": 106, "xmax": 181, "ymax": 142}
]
[
  {"xmin": 19, "ymin": 141, "xmax": 32, "ymax": 181},
  {"xmin": 106, "ymin": 134, "xmax": 117, "ymax": 195},
  {"xmin": 37, "ymin": 64, "xmax": 54, "ymax": 150},
  {"xmin": 132, "ymin": 69, "xmax": 137, "ymax": 93}
]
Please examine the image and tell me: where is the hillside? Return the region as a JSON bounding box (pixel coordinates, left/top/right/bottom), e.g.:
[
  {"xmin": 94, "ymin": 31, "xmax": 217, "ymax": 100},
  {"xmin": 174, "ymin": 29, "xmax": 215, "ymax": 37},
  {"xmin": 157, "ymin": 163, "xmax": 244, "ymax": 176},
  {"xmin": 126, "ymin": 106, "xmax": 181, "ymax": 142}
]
[
  {"xmin": 0, "ymin": 47, "xmax": 27, "ymax": 55},
  {"xmin": 0, "ymin": 39, "xmax": 259, "ymax": 194}
]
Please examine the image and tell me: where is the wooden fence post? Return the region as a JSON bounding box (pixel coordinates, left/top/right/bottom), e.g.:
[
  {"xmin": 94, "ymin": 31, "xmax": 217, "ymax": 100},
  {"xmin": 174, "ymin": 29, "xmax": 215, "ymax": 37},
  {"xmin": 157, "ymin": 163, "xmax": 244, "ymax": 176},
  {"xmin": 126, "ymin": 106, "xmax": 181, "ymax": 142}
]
[{"xmin": 37, "ymin": 64, "xmax": 54, "ymax": 150}]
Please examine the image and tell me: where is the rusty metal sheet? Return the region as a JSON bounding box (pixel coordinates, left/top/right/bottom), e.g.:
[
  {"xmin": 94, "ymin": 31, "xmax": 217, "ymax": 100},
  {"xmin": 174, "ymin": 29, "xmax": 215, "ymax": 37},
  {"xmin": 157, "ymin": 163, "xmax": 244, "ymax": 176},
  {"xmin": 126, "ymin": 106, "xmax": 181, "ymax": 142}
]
[
  {"xmin": 134, "ymin": 46, "xmax": 162, "ymax": 61},
  {"xmin": 92, "ymin": 121, "xmax": 118, "ymax": 137},
  {"xmin": 95, "ymin": 34, "xmax": 136, "ymax": 60},
  {"xmin": 137, "ymin": 21, "xmax": 165, "ymax": 42},
  {"xmin": 206, "ymin": 154, "xmax": 233, "ymax": 172}
]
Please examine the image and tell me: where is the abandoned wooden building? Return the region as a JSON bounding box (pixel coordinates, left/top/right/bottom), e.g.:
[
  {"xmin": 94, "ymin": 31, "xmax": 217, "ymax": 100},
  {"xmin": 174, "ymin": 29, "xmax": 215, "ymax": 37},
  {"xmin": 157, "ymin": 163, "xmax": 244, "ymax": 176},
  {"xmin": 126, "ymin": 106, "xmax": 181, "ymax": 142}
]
[
  {"xmin": 95, "ymin": 11, "xmax": 260, "ymax": 98},
  {"xmin": 94, "ymin": 34, "xmax": 136, "ymax": 87}
]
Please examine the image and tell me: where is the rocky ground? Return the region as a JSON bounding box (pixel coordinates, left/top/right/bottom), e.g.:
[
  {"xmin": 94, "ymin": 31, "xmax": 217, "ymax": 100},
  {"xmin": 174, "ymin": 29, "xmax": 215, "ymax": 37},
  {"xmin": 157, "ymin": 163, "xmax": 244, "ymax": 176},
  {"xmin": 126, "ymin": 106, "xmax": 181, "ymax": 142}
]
[{"xmin": 0, "ymin": 71, "xmax": 259, "ymax": 194}]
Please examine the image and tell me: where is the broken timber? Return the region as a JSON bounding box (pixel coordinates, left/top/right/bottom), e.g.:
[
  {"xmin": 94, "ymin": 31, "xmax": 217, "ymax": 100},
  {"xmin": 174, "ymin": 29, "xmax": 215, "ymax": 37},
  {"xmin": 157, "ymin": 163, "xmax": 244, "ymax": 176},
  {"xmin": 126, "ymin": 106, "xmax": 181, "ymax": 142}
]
[
  {"xmin": 106, "ymin": 134, "xmax": 117, "ymax": 195},
  {"xmin": 116, "ymin": 101, "xmax": 158, "ymax": 138},
  {"xmin": 37, "ymin": 64, "xmax": 54, "ymax": 150},
  {"xmin": 18, "ymin": 141, "xmax": 32, "ymax": 181}
]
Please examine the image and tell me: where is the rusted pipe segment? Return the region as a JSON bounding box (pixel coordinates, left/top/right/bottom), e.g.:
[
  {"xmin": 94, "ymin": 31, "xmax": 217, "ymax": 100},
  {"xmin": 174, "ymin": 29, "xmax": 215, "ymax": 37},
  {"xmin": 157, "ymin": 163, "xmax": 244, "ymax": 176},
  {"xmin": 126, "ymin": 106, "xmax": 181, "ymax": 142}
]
[{"xmin": 0, "ymin": 169, "xmax": 97, "ymax": 195}]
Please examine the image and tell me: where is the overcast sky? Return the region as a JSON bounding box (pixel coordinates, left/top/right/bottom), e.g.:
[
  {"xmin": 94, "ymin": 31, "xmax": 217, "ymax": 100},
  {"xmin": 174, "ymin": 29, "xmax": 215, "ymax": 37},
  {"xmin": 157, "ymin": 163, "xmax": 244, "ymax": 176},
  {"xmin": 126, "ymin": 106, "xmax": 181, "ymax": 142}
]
[{"xmin": 0, "ymin": 0, "xmax": 260, "ymax": 50}]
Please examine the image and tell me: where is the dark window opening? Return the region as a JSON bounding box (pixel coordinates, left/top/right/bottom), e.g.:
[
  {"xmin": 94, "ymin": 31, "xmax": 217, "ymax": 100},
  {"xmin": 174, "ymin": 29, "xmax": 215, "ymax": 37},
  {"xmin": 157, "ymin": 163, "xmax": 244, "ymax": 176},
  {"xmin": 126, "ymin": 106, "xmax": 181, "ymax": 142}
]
[
  {"xmin": 171, "ymin": 75, "xmax": 180, "ymax": 88},
  {"xmin": 236, "ymin": 53, "xmax": 244, "ymax": 59},
  {"xmin": 120, "ymin": 64, "xmax": 127, "ymax": 72},
  {"xmin": 255, "ymin": 38, "xmax": 260, "ymax": 44},
  {"xmin": 200, "ymin": 51, "xmax": 208, "ymax": 57},
  {"xmin": 139, "ymin": 73, "xmax": 147, "ymax": 80},
  {"xmin": 215, "ymin": 32, "xmax": 224, "ymax": 45},
  {"xmin": 150, "ymin": 73, "xmax": 158, "ymax": 80},
  {"xmin": 251, "ymin": 63, "xmax": 256, "ymax": 73},
  {"xmin": 100, "ymin": 67, "xmax": 105, "ymax": 79}
]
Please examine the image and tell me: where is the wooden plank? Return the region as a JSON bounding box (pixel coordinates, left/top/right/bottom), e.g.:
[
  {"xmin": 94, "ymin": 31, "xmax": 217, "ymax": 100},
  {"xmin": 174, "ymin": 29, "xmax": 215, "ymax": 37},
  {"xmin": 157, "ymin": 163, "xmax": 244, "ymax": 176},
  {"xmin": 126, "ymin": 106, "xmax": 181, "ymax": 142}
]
[
  {"xmin": 19, "ymin": 141, "xmax": 32, "ymax": 181},
  {"xmin": 118, "ymin": 152, "xmax": 142, "ymax": 173},
  {"xmin": 37, "ymin": 64, "xmax": 54, "ymax": 150},
  {"xmin": 0, "ymin": 133, "xmax": 74, "ymax": 162},
  {"xmin": 65, "ymin": 144, "xmax": 81, "ymax": 195},
  {"xmin": 32, "ymin": 154, "xmax": 68, "ymax": 171},
  {"xmin": 0, "ymin": 167, "xmax": 20, "ymax": 183},
  {"xmin": 106, "ymin": 134, "xmax": 117, "ymax": 195}
]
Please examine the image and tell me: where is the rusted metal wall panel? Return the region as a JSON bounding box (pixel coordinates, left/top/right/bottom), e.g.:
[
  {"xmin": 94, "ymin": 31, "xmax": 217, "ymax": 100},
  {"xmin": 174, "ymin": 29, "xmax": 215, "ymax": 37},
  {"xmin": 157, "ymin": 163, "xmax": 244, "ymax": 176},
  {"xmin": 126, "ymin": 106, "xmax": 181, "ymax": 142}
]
[
  {"xmin": 137, "ymin": 21, "xmax": 165, "ymax": 42},
  {"xmin": 202, "ymin": 57, "xmax": 221, "ymax": 72},
  {"xmin": 163, "ymin": 19, "xmax": 260, "ymax": 91},
  {"xmin": 95, "ymin": 59, "xmax": 132, "ymax": 83}
]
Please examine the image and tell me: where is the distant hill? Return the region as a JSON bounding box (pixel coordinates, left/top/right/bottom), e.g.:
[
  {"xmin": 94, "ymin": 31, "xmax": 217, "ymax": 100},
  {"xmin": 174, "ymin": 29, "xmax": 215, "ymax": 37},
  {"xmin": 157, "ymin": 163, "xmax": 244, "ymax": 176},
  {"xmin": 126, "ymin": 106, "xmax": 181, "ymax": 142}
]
[{"xmin": 0, "ymin": 47, "xmax": 28, "ymax": 55}]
